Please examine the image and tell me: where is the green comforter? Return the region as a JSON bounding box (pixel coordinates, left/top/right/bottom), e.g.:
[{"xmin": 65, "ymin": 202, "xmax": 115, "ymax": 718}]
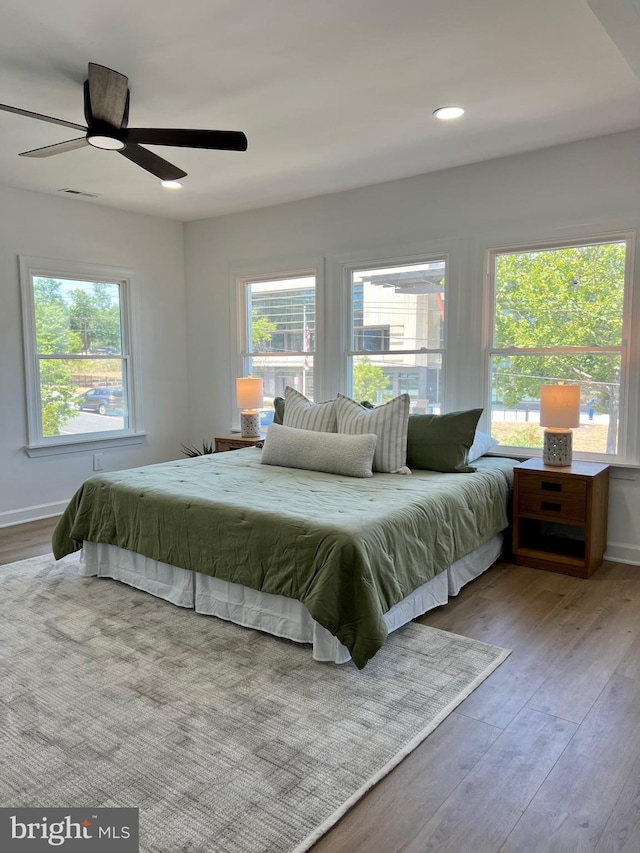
[{"xmin": 52, "ymin": 450, "xmax": 517, "ymax": 668}]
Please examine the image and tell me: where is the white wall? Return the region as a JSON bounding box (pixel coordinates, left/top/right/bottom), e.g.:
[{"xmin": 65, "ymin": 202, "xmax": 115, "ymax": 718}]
[
  {"xmin": 184, "ymin": 129, "xmax": 640, "ymax": 565},
  {"xmin": 0, "ymin": 185, "xmax": 188, "ymax": 526}
]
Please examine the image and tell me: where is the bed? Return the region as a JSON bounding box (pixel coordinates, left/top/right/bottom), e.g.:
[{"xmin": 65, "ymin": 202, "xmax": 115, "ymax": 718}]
[{"xmin": 52, "ymin": 447, "xmax": 517, "ymax": 668}]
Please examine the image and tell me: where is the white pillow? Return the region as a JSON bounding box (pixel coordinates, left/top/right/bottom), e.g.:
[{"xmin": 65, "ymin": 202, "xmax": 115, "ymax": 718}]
[
  {"xmin": 260, "ymin": 422, "xmax": 377, "ymax": 478},
  {"xmin": 335, "ymin": 393, "xmax": 411, "ymax": 474},
  {"xmin": 468, "ymin": 430, "xmax": 499, "ymax": 462},
  {"xmin": 282, "ymin": 386, "xmax": 337, "ymax": 432}
]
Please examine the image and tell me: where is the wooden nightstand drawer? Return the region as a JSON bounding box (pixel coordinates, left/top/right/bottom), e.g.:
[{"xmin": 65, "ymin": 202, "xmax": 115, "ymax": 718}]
[
  {"xmin": 214, "ymin": 435, "xmax": 265, "ymax": 453},
  {"xmin": 517, "ymin": 471, "xmax": 586, "ymax": 502},
  {"xmin": 215, "ymin": 440, "xmax": 242, "ymax": 453},
  {"xmin": 518, "ymin": 493, "xmax": 585, "ymax": 523}
]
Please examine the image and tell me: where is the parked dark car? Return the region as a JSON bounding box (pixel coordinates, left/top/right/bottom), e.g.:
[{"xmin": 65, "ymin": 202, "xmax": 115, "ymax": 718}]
[{"xmin": 76, "ymin": 387, "xmax": 123, "ymax": 416}]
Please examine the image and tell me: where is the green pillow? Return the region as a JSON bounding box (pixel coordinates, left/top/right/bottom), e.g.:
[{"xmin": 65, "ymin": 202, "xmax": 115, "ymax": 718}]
[
  {"xmin": 273, "ymin": 397, "xmax": 285, "ymax": 425},
  {"xmin": 406, "ymin": 409, "xmax": 483, "ymax": 473}
]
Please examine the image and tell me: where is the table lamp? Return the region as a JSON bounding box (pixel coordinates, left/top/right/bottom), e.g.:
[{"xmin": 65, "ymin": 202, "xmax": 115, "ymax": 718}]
[
  {"xmin": 236, "ymin": 376, "xmax": 263, "ymax": 437},
  {"xmin": 540, "ymin": 384, "xmax": 580, "ymax": 466}
]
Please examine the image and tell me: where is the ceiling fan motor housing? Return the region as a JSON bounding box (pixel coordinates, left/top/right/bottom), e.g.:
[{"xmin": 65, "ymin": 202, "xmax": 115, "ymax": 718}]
[{"xmin": 83, "ymin": 77, "xmax": 129, "ymax": 149}]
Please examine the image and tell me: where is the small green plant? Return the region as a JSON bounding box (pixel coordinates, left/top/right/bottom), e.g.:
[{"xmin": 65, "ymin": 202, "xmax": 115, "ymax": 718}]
[{"xmin": 181, "ymin": 441, "xmax": 215, "ymax": 457}]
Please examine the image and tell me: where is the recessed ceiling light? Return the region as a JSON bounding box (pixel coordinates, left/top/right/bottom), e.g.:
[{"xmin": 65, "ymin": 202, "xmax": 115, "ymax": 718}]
[
  {"xmin": 161, "ymin": 180, "xmax": 182, "ymax": 189},
  {"xmin": 433, "ymin": 106, "xmax": 465, "ymax": 120}
]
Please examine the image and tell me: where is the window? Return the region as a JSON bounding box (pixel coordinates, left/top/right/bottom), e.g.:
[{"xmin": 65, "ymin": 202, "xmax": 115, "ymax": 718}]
[
  {"xmin": 487, "ymin": 236, "xmax": 633, "ymax": 461},
  {"xmin": 239, "ymin": 273, "xmax": 316, "ymax": 413},
  {"xmin": 346, "ymin": 259, "xmax": 446, "ymax": 412},
  {"xmin": 20, "ymin": 257, "xmax": 140, "ymax": 454}
]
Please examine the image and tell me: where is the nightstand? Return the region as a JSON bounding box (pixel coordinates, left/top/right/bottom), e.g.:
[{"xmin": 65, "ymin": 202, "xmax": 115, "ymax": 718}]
[
  {"xmin": 512, "ymin": 458, "xmax": 609, "ymax": 578},
  {"xmin": 214, "ymin": 434, "xmax": 264, "ymax": 453}
]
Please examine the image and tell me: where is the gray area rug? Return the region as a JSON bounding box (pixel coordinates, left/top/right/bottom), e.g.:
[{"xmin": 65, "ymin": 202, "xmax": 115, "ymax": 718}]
[{"xmin": 0, "ymin": 553, "xmax": 509, "ymax": 853}]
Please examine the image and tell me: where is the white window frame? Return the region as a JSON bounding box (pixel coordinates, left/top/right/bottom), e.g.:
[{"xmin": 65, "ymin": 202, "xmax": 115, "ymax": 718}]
[
  {"xmin": 19, "ymin": 255, "xmax": 144, "ymax": 456},
  {"xmin": 341, "ymin": 251, "xmax": 449, "ymax": 404},
  {"xmin": 484, "ymin": 231, "xmax": 637, "ymax": 465}
]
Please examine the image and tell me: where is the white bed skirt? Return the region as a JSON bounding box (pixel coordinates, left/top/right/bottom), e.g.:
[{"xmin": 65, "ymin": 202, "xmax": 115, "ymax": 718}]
[{"xmin": 81, "ymin": 533, "xmax": 503, "ymax": 664}]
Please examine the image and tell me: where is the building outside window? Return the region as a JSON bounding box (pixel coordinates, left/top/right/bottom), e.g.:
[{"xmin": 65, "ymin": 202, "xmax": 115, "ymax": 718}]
[
  {"xmin": 346, "ymin": 259, "xmax": 446, "ymax": 411},
  {"xmin": 487, "ymin": 236, "xmax": 632, "ymax": 460},
  {"xmin": 20, "ymin": 257, "xmax": 138, "ymax": 454}
]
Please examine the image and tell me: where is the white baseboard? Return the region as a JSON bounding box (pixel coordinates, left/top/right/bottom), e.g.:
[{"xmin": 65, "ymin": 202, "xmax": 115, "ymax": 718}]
[
  {"xmin": 0, "ymin": 501, "xmax": 66, "ymax": 528},
  {"xmin": 605, "ymin": 541, "xmax": 640, "ymax": 566}
]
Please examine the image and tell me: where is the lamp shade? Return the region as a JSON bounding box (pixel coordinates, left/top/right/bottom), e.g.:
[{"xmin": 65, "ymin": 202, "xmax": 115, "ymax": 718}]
[
  {"xmin": 540, "ymin": 385, "xmax": 580, "ymax": 429},
  {"xmin": 236, "ymin": 376, "xmax": 263, "ymax": 410}
]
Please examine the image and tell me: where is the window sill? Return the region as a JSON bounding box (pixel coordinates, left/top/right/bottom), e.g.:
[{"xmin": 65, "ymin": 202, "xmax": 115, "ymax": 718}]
[
  {"xmin": 25, "ymin": 431, "xmax": 147, "ymax": 458},
  {"xmin": 488, "ymin": 449, "xmax": 640, "ymax": 475}
]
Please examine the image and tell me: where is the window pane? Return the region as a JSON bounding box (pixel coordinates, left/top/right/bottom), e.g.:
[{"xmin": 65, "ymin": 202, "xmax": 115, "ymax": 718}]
[
  {"xmin": 352, "ymin": 354, "xmax": 442, "ymax": 412},
  {"xmin": 245, "ymin": 356, "xmax": 314, "ymax": 408},
  {"xmin": 494, "ymin": 242, "xmax": 625, "ymax": 349},
  {"xmin": 351, "ymin": 261, "xmax": 445, "ymax": 352},
  {"xmin": 490, "ymin": 354, "xmax": 621, "ymax": 455},
  {"xmin": 34, "ymin": 278, "xmax": 122, "ymax": 355},
  {"xmin": 40, "ymin": 358, "xmax": 127, "ymax": 437},
  {"xmin": 247, "ymin": 276, "xmax": 315, "ymax": 354},
  {"xmin": 244, "ymin": 273, "xmax": 316, "ymax": 411}
]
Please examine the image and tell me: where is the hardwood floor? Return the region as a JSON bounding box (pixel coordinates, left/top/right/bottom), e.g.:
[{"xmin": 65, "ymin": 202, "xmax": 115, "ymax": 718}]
[
  {"xmin": 2, "ymin": 519, "xmax": 640, "ymax": 852},
  {"xmin": 0, "ymin": 516, "xmax": 61, "ymax": 566},
  {"xmin": 312, "ymin": 559, "xmax": 640, "ymax": 853}
]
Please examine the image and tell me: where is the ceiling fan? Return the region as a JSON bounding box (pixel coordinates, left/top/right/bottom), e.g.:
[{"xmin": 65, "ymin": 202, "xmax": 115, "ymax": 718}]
[{"xmin": 0, "ymin": 62, "xmax": 248, "ymax": 181}]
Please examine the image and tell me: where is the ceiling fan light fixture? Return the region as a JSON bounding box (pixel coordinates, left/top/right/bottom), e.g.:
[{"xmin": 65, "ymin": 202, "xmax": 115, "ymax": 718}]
[
  {"xmin": 86, "ymin": 131, "xmax": 126, "ymax": 150},
  {"xmin": 433, "ymin": 105, "xmax": 465, "ymax": 120},
  {"xmin": 160, "ymin": 180, "xmax": 182, "ymax": 189}
]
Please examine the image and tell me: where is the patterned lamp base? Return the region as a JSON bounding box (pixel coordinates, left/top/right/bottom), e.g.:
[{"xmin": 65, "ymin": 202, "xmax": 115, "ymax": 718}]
[
  {"xmin": 240, "ymin": 411, "xmax": 261, "ymax": 438},
  {"xmin": 543, "ymin": 429, "xmax": 573, "ymax": 467}
]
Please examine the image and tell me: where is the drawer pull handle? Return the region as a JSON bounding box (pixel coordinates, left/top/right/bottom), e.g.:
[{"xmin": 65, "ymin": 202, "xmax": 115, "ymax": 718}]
[
  {"xmin": 541, "ymin": 501, "xmax": 561, "ymax": 512},
  {"xmin": 541, "ymin": 481, "xmax": 562, "ymax": 492}
]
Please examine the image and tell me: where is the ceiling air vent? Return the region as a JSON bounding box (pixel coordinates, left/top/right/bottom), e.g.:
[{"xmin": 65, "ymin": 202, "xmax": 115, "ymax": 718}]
[{"xmin": 58, "ymin": 188, "xmax": 100, "ymax": 198}]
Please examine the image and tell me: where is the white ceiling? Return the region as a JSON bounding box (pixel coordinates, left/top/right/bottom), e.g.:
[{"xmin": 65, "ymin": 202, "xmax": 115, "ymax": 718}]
[{"xmin": 1, "ymin": 0, "xmax": 639, "ymax": 222}]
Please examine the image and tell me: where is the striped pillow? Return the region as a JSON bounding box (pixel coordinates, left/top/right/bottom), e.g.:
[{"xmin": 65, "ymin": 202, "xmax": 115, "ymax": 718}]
[
  {"xmin": 335, "ymin": 393, "xmax": 411, "ymax": 474},
  {"xmin": 283, "ymin": 386, "xmax": 337, "ymax": 432}
]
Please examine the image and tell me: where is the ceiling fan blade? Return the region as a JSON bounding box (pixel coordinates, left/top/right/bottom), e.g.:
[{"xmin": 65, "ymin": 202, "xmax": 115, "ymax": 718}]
[
  {"xmin": 86, "ymin": 62, "xmax": 129, "ymax": 128},
  {"xmin": 119, "ymin": 143, "xmax": 187, "ymax": 181},
  {"xmin": 0, "ymin": 103, "xmax": 86, "ymax": 131},
  {"xmin": 19, "ymin": 137, "xmax": 89, "ymax": 158},
  {"xmin": 126, "ymin": 128, "xmax": 248, "ymax": 151}
]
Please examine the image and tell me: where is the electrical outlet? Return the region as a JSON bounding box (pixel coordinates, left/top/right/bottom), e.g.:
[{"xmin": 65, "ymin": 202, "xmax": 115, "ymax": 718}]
[{"xmin": 93, "ymin": 453, "xmax": 103, "ymax": 471}]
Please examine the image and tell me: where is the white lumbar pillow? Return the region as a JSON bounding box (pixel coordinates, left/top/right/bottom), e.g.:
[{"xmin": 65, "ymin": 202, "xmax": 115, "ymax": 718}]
[{"xmin": 260, "ymin": 422, "xmax": 377, "ymax": 478}]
